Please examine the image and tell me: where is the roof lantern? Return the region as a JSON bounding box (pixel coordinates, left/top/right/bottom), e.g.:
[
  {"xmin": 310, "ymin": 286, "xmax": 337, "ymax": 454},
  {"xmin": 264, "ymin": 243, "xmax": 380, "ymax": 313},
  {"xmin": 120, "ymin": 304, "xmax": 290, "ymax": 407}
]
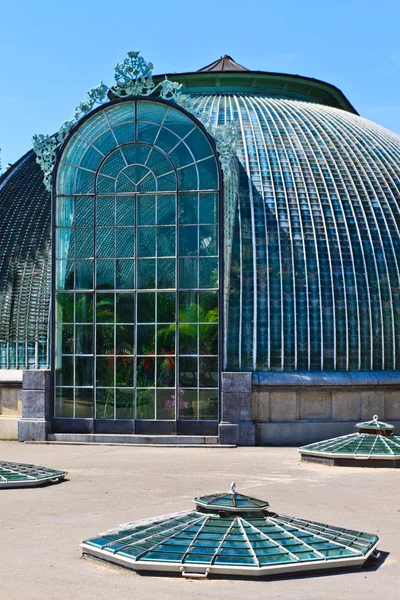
[
  {"xmin": 0, "ymin": 461, "xmax": 67, "ymax": 488},
  {"xmin": 198, "ymin": 54, "xmax": 249, "ymax": 72},
  {"xmin": 299, "ymin": 415, "xmax": 400, "ymax": 467},
  {"xmin": 81, "ymin": 483, "xmax": 379, "ymax": 578}
]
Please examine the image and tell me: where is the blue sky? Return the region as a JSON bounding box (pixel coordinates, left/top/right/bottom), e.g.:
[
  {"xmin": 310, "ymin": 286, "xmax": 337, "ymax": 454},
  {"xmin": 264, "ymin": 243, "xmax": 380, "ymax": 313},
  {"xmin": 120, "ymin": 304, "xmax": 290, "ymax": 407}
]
[{"xmin": 1, "ymin": 0, "xmax": 400, "ymax": 167}]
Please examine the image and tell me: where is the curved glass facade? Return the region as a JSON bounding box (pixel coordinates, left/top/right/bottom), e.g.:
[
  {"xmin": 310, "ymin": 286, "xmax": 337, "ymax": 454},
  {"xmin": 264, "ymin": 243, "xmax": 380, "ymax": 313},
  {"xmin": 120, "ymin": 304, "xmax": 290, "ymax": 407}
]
[{"xmin": 54, "ymin": 99, "xmax": 220, "ymax": 424}]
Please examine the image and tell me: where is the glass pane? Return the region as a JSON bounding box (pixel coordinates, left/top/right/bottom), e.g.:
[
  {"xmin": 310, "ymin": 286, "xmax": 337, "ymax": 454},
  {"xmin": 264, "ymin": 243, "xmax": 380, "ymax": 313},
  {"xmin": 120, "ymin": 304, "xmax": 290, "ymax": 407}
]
[
  {"xmin": 157, "ymin": 292, "xmax": 175, "ymax": 322},
  {"xmin": 59, "ymin": 324, "xmax": 73, "ymax": 354},
  {"xmin": 75, "ymin": 228, "xmax": 94, "ymax": 258},
  {"xmin": 75, "ymin": 197, "xmax": 94, "ymax": 226},
  {"xmin": 56, "ymin": 260, "xmax": 74, "ymax": 290},
  {"xmin": 179, "ymin": 226, "xmax": 198, "ymax": 256},
  {"xmin": 75, "ymin": 356, "xmax": 93, "ymax": 386},
  {"xmin": 199, "ymin": 225, "xmax": 217, "ymax": 256},
  {"xmin": 75, "ymin": 260, "xmax": 93, "ymax": 289},
  {"xmin": 56, "ymin": 228, "xmax": 74, "ymax": 259},
  {"xmin": 137, "ymin": 325, "xmax": 155, "ymax": 354},
  {"xmin": 179, "ymin": 258, "xmax": 198, "ymax": 288},
  {"xmin": 55, "ymin": 356, "xmax": 73, "ymax": 386},
  {"xmin": 199, "ymin": 257, "xmax": 218, "ymax": 288},
  {"xmin": 56, "ymin": 293, "xmax": 74, "ymax": 323},
  {"xmin": 137, "ymin": 227, "xmax": 155, "ymax": 257},
  {"xmin": 56, "ymin": 197, "xmax": 74, "ymax": 227},
  {"xmin": 116, "ymin": 293, "xmax": 135, "ymax": 323},
  {"xmin": 199, "ymin": 324, "xmax": 218, "ymax": 355},
  {"xmin": 157, "ymin": 325, "xmax": 175, "ymax": 354},
  {"xmin": 179, "ymin": 292, "xmax": 198, "ymax": 322},
  {"xmin": 185, "ymin": 128, "xmax": 213, "ymax": 161},
  {"xmin": 178, "ymin": 389, "xmax": 197, "ymax": 420},
  {"xmin": 199, "ymin": 193, "xmax": 218, "ymax": 224},
  {"xmin": 179, "ymin": 357, "xmax": 197, "ymax": 387},
  {"xmin": 55, "ymin": 388, "xmax": 74, "ymax": 418},
  {"xmin": 157, "ymin": 226, "xmax": 175, "ymax": 257},
  {"xmin": 156, "ymin": 389, "xmax": 176, "ymax": 419},
  {"xmin": 136, "ymin": 357, "xmax": 155, "ymax": 387},
  {"xmin": 96, "ymin": 260, "xmax": 114, "ymax": 289},
  {"xmin": 116, "ymin": 228, "xmax": 135, "ymax": 258},
  {"xmin": 179, "ymin": 324, "xmax": 197, "ymax": 354},
  {"xmin": 138, "ymin": 101, "xmax": 168, "ymax": 124},
  {"xmin": 137, "ymin": 195, "xmax": 155, "ymax": 225},
  {"xmin": 157, "ymin": 357, "xmax": 175, "ymax": 387},
  {"xmin": 96, "ymin": 196, "xmax": 115, "ymax": 226},
  {"xmin": 157, "ymin": 195, "xmax": 176, "ymax": 225},
  {"xmin": 96, "ymin": 293, "xmax": 114, "ymax": 323},
  {"xmin": 198, "ymin": 157, "xmax": 218, "ymax": 190},
  {"xmin": 199, "ymin": 390, "xmax": 218, "ymax": 420},
  {"xmin": 136, "ymin": 389, "xmax": 155, "ymax": 419},
  {"xmin": 116, "ymin": 389, "xmax": 134, "ymax": 419},
  {"xmin": 178, "ymin": 164, "xmax": 198, "ymax": 190},
  {"xmin": 199, "ymin": 291, "xmax": 218, "ymax": 321},
  {"xmin": 96, "ymin": 325, "xmax": 114, "ymax": 354},
  {"xmin": 76, "ymin": 293, "xmax": 93, "ymax": 323},
  {"xmin": 96, "ymin": 228, "xmax": 114, "ymax": 258},
  {"xmin": 96, "ymin": 357, "xmax": 114, "ymax": 386},
  {"xmin": 75, "ymin": 388, "xmax": 93, "ymax": 418},
  {"xmin": 179, "ymin": 194, "xmax": 198, "ymax": 224},
  {"xmin": 116, "ymin": 325, "xmax": 134, "ymax": 354},
  {"xmin": 116, "ymin": 260, "xmax": 134, "ymax": 289},
  {"xmin": 116, "ymin": 356, "xmax": 134, "ymax": 387},
  {"xmin": 157, "ymin": 258, "xmax": 175, "ymax": 289},
  {"xmin": 75, "ymin": 325, "xmax": 93, "ymax": 354},
  {"xmin": 168, "ymin": 142, "xmax": 193, "ymax": 169},
  {"xmin": 116, "ymin": 197, "xmax": 135, "ymax": 226},
  {"xmin": 137, "ymin": 259, "xmax": 155, "ymax": 289},
  {"xmin": 137, "ymin": 293, "xmax": 155, "ymax": 323},
  {"xmin": 96, "ymin": 388, "xmax": 114, "ymax": 419},
  {"xmin": 199, "ymin": 357, "xmax": 218, "ymax": 387}
]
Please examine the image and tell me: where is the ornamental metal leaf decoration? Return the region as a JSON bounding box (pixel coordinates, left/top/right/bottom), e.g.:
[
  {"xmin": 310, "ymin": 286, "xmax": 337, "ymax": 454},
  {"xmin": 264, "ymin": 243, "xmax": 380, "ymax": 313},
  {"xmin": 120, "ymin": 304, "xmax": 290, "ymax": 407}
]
[{"xmin": 33, "ymin": 50, "xmax": 238, "ymax": 191}]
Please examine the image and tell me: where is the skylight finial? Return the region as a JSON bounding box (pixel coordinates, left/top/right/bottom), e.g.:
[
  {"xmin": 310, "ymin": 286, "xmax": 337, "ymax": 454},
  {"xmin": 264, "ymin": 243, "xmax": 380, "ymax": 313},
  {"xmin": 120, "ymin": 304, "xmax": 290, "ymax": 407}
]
[{"xmin": 230, "ymin": 481, "xmax": 236, "ymax": 494}]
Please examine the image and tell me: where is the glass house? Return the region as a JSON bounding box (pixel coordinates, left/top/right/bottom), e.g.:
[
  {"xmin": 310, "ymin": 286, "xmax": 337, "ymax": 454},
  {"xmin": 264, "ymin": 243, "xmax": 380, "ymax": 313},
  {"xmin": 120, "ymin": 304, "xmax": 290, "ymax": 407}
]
[{"xmin": 2, "ymin": 54, "xmax": 400, "ymax": 443}]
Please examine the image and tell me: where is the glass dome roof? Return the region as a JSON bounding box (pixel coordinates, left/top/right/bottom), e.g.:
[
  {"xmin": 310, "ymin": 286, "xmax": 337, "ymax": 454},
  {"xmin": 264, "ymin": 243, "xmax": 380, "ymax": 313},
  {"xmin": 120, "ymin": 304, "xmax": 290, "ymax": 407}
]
[
  {"xmin": 0, "ymin": 461, "xmax": 66, "ymax": 488},
  {"xmin": 82, "ymin": 484, "xmax": 379, "ymax": 578}
]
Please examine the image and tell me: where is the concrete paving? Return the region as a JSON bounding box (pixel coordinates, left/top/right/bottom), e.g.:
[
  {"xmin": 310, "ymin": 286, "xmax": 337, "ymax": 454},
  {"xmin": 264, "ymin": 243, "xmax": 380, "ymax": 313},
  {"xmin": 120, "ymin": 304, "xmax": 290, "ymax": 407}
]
[{"xmin": 0, "ymin": 441, "xmax": 399, "ymax": 600}]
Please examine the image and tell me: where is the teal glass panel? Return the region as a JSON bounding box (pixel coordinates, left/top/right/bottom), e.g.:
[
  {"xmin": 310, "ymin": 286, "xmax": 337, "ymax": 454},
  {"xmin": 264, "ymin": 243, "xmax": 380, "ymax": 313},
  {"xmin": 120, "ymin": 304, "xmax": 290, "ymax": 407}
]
[
  {"xmin": 137, "ymin": 357, "xmax": 155, "ymax": 387},
  {"xmin": 96, "ymin": 228, "xmax": 114, "ymax": 258},
  {"xmin": 80, "ymin": 146, "xmax": 104, "ymax": 171},
  {"xmin": 96, "ymin": 357, "xmax": 114, "ymax": 387},
  {"xmin": 55, "ymin": 356, "xmax": 73, "ymax": 386},
  {"xmin": 199, "ymin": 291, "xmax": 218, "ymax": 321},
  {"xmin": 75, "ymin": 169, "xmax": 95, "ymax": 194},
  {"xmin": 116, "ymin": 197, "xmax": 135, "ymax": 225},
  {"xmin": 75, "ymin": 325, "xmax": 93, "ymax": 354},
  {"xmin": 137, "ymin": 292, "xmax": 155, "ymax": 323},
  {"xmin": 137, "ymin": 325, "xmax": 155, "ymax": 354},
  {"xmin": 137, "ymin": 101, "xmax": 168, "ymax": 124},
  {"xmin": 199, "ymin": 193, "xmax": 218, "ymax": 224},
  {"xmin": 116, "ymin": 293, "xmax": 135, "ymax": 323},
  {"xmin": 197, "ymin": 157, "xmax": 218, "ymax": 190},
  {"xmin": 157, "ymin": 195, "xmax": 176, "ymax": 225},
  {"xmin": 55, "ymin": 293, "xmax": 74, "ymax": 323},
  {"xmin": 56, "ymin": 163, "xmax": 77, "ymax": 195},
  {"xmin": 116, "ymin": 325, "xmax": 134, "ymax": 354},
  {"xmin": 76, "ymin": 197, "xmax": 94, "ymax": 226},
  {"xmin": 199, "ymin": 325, "xmax": 218, "ymax": 355},
  {"xmin": 179, "ymin": 357, "xmax": 197, "ymax": 387},
  {"xmin": 157, "ymin": 324, "xmax": 175, "ymax": 354},
  {"xmin": 55, "ymin": 387, "xmax": 74, "ymax": 418},
  {"xmin": 99, "ymin": 151, "xmax": 126, "ymax": 178},
  {"xmin": 185, "ymin": 128, "xmax": 214, "ymax": 161},
  {"xmin": 153, "ymin": 127, "xmax": 179, "ymax": 154},
  {"xmin": 96, "ymin": 260, "xmax": 114, "ymax": 289},
  {"xmin": 116, "ymin": 259, "xmax": 134, "ymax": 289},
  {"xmin": 122, "ymin": 144, "xmax": 150, "ymax": 165},
  {"xmin": 75, "ymin": 356, "xmax": 93, "ymax": 386},
  {"xmin": 178, "ymin": 165, "xmax": 198, "ymax": 191},
  {"xmin": 93, "ymin": 130, "xmax": 118, "ymax": 155},
  {"xmin": 179, "ymin": 292, "xmax": 198, "ymax": 322},
  {"xmin": 157, "ymin": 357, "xmax": 175, "ymax": 387},
  {"xmin": 78, "ymin": 110, "xmax": 109, "ymax": 141},
  {"xmin": 199, "ymin": 358, "xmax": 218, "ymax": 387},
  {"xmin": 137, "ymin": 227, "xmax": 156, "ymax": 257},
  {"xmin": 179, "ymin": 258, "xmax": 198, "ymax": 288},
  {"xmin": 178, "ymin": 388, "xmax": 197, "ymax": 419},
  {"xmin": 137, "ymin": 259, "xmax": 156, "ymax": 289},
  {"xmin": 156, "ymin": 389, "xmax": 176, "ymax": 419},
  {"xmin": 116, "ymin": 228, "xmax": 135, "ymax": 258},
  {"xmin": 137, "ymin": 122, "xmax": 160, "ymax": 146},
  {"xmin": 157, "ymin": 226, "xmax": 175, "ymax": 256},
  {"xmin": 116, "ymin": 356, "xmax": 134, "ymax": 387},
  {"xmin": 56, "ymin": 228, "xmax": 74, "ymax": 260},
  {"xmin": 137, "ymin": 196, "xmax": 155, "ymax": 225},
  {"xmin": 179, "ymin": 324, "xmax": 197, "ymax": 355},
  {"xmin": 199, "ymin": 258, "xmax": 218, "ymax": 288},
  {"xmin": 96, "ymin": 388, "xmax": 115, "ymax": 419},
  {"xmin": 76, "ymin": 293, "xmax": 93, "ymax": 323},
  {"xmin": 199, "ymin": 226, "xmax": 217, "ymax": 256},
  {"xmin": 75, "ymin": 228, "xmax": 94, "ymax": 258},
  {"xmin": 116, "ymin": 388, "xmax": 134, "ymax": 419},
  {"xmin": 96, "ymin": 293, "xmax": 114, "ymax": 323},
  {"xmin": 199, "ymin": 390, "xmax": 218, "ymax": 420},
  {"xmin": 105, "ymin": 101, "xmax": 135, "ymax": 127},
  {"xmin": 96, "ymin": 196, "xmax": 115, "ymax": 225},
  {"xmin": 168, "ymin": 143, "xmax": 194, "ymax": 169},
  {"xmin": 179, "ymin": 226, "xmax": 198, "ymax": 256},
  {"xmin": 179, "ymin": 194, "xmax": 198, "ymax": 224},
  {"xmin": 62, "ymin": 132, "xmax": 90, "ymax": 166},
  {"xmin": 136, "ymin": 389, "xmax": 155, "ymax": 419},
  {"xmin": 75, "ymin": 260, "xmax": 93, "ymax": 289},
  {"xmin": 146, "ymin": 148, "xmax": 174, "ymax": 177},
  {"xmin": 57, "ymin": 324, "xmax": 73, "ymax": 354},
  {"xmin": 114, "ymin": 123, "xmax": 136, "ymax": 146},
  {"xmin": 96, "ymin": 174, "xmax": 115, "ymax": 194},
  {"xmin": 56, "ymin": 197, "xmax": 74, "ymax": 227},
  {"xmin": 157, "ymin": 259, "xmax": 175, "ymax": 289},
  {"xmin": 157, "ymin": 292, "xmax": 175, "ymax": 322},
  {"xmin": 96, "ymin": 325, "xmax": 114, "ymax": 354},
  {"xmin": 75, "ymin": 388, "xmax": 93, "ymax": 418}
]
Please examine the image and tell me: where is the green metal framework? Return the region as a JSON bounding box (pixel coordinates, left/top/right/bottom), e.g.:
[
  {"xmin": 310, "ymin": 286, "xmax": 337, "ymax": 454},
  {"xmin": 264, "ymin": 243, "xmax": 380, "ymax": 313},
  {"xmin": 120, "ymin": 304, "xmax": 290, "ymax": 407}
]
[{"xmin": 0, "ymin": 461, "xmax": 66, "ymax": 488}]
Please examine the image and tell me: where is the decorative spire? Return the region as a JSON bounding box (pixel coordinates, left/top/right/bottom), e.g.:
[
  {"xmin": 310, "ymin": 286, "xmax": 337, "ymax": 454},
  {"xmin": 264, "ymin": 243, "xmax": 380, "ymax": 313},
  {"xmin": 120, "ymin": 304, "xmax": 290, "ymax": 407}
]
[{"xmin": 198, "ymin": 55, "xmax": 248, "ymax": 72}]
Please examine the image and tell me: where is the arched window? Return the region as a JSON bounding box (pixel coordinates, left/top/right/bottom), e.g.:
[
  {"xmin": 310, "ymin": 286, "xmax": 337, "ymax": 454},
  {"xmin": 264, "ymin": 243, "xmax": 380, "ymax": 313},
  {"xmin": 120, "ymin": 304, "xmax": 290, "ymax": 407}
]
[{"xmin": 54, "ymin": 99, "xmax": 221, "ymax": 433}]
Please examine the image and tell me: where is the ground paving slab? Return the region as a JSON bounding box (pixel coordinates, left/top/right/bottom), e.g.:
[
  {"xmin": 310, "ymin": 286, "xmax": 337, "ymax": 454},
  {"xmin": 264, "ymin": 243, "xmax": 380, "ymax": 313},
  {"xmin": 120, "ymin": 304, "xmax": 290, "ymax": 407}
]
[{"xmin": 0, "ymin": 442, "xmax": 398, "ymax": 600}]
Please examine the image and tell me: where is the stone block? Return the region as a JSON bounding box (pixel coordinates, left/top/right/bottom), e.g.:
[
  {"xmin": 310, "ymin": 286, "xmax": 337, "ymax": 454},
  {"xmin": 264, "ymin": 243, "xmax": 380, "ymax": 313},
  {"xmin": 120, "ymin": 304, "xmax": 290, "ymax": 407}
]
[
  {"xmin": 385, "ymin": 391, "xmax": 400, "ymax": 420},
  {"xmin": 221, "ymin": 372, "xmax": 252, "ymax": 393},
  {"xmin": 22, "ymin": 370, "xmax": 51, "ymax": 392},
  {"xmin": 219, "ymin": 423, "xmax": 238, "ymax": 445},
  {"xmin": 221, "ymin": 392, "xmax": 252, "ymax": 423},
  {"xmin": 299, "ymin": 392, "xmax": 331, "ymax": 420},
  {"xmin": 18, "ymin": 419, "xmax": 48, "ymax": 442},
  {"xmin": 0, "ymin": 417, "xmax": 18, "ymax": 440},
  {"xmin": 360, "ymin": 390, "xmax": 385, "ymax": 421},
  {"xmin": 237, "ymin": 423, "xmax": 255, "ymax": 446},
  {"xmin": 331, "ymin": 391, "xmax": 360, "ymax": 421},
  {"xmin": 0, "ymin": 387, "xmax": 22, "ymax": 417},
  {"xmin": 252, "ymin": 390, "xmax": 269, "ymax": 422},
  {"xmin": 22, "ymin": 390, "xmax": 47, "ymax": 419},
  {"xmin": 269, "ymin": 392, "xmax": 297, "ymax": 422},
  {"xmin": 256, "ymin": 421, "xmax": 358, "ymax": 447}
]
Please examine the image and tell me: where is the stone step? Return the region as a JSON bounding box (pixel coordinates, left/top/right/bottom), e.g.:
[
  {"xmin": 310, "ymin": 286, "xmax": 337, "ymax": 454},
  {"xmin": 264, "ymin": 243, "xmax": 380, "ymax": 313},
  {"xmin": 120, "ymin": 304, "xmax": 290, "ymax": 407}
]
[{"xmin": 43, "ymin": 433, "xmax": 227, "ymax": 447}]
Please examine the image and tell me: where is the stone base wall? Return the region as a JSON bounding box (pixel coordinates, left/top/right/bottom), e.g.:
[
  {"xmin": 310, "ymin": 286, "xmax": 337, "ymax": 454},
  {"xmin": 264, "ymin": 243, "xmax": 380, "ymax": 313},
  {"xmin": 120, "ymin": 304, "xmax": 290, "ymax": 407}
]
[{"xmin": 0, "ymin": 371, "xmax": 23, "ymax": 440}]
